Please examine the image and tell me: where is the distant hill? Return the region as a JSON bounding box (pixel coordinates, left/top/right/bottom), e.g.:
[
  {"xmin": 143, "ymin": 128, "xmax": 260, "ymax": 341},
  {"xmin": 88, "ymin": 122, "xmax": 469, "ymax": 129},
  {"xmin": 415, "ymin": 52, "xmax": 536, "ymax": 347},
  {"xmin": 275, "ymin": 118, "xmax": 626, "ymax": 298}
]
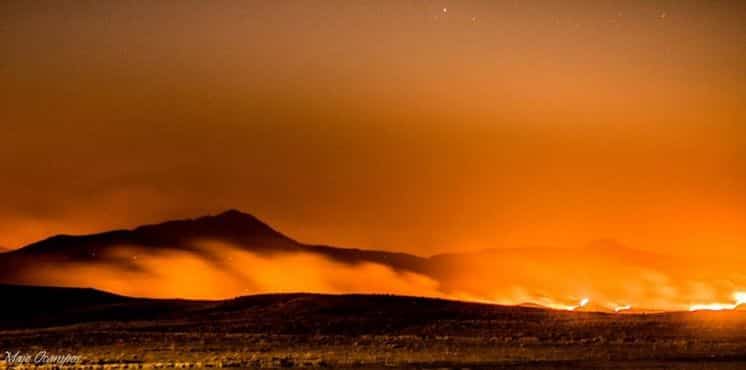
[
  {"xmin": 0, "ymin": 210, "xmax": 738, "ymax": 311},
  {"xmin": 4, "ymin": 210, "xmax": 427, "ymax": 268},
  {"xmin": 4, "ymin": 284, "xmax": 746, "ymax": 368},
  {"xmin": 0, "ymin": 283, "xmax": 542, "ymax": 330},
  {"xmin": 0, "ymin": 210, "xmax": 430, "ymax": 285},
  {"xmin": 0, "ymin": 210, "xmax": 670, "ymax": 282},
  {"xmin": 0, "ymin": 283, "xmax": 644, "ymax": 331}
]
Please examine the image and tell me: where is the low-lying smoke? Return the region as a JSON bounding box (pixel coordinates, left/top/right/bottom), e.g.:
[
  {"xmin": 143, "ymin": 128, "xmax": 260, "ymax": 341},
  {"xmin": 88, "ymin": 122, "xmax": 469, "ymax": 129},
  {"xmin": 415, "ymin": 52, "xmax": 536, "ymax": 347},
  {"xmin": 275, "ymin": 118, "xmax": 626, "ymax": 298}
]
[
  {"xmin": 16, "ymin": 241, "xmax": 746, "ymax": 312},
  {"xmin": 23, "ymin": 242, "xmax": 443, "ymax": 300}
]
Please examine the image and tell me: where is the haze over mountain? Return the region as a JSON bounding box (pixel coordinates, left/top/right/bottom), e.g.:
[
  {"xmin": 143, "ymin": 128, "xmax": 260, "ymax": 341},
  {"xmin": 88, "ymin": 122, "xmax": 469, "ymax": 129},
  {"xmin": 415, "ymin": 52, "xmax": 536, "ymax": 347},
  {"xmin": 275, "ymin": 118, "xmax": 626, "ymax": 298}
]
[
  {"xmin": 1, "ymin": 210, "xmax": 744, "ymax": 312},
  {"xmin": 0, "ymin": 210, "xmax": 439, "ymax": 301},
  {"xmin": 1, "ymin": 210, "xmax": 427, "ymax": 275}
]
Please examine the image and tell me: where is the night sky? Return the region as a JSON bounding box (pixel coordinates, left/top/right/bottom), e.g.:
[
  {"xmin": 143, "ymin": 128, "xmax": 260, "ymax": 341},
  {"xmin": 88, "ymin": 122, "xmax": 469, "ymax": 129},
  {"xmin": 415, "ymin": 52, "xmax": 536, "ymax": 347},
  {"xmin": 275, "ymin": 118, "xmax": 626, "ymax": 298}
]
[{"xmin": 2, "ymin": 0, "xmax": 745, "ymax": 258}]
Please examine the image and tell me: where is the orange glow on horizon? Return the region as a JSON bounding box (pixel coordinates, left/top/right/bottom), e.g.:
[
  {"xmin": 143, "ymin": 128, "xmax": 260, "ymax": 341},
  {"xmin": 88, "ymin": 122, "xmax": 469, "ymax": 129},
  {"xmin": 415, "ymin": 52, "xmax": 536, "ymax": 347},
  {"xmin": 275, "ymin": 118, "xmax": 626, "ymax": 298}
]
[
  {"xmin": 614, "ymin": 305, "xmax": 632, "ymax": 313},
  {"xmin": 10, "ymin": 239, "xmax": 745, "ymax": 313},
  {"xmin": 1, "ymin": 1, "xmax": 745, "ymax": 314},
  {"xmin": 689, "ymin": 292, "xmax": 746, "ymax": 312}
]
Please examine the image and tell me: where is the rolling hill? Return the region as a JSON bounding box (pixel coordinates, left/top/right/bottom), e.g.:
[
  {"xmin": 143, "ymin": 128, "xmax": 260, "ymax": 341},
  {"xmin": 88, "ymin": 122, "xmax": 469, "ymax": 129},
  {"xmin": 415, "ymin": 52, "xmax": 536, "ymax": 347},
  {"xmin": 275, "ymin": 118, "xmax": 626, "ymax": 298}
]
[{"xmin": 2, "ymin": 283, "xmax": 746, "ymax": 368}]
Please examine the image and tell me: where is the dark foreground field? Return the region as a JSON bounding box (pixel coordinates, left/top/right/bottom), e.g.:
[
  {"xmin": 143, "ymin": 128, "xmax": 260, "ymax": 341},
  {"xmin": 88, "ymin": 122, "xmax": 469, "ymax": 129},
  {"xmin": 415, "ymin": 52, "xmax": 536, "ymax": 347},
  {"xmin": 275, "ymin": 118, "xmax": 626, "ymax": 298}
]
[{"xmin": 2, "ymin": 285, "xmax": 746, "ymax": 369}]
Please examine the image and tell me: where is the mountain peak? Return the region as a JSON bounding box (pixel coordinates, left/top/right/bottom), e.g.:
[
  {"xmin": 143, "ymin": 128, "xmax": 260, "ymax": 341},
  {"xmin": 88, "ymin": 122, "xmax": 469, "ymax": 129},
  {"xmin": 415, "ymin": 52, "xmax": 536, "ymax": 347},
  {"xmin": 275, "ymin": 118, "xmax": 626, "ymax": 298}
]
[
  {"xmin": 211, "ymin": 209, "xmax": 262, "ymax": 223},
  {"xmin": 11, "ymin": 210, "xmax": 296, "ymax": 258},
  {"xmin": 130, "ymin": 209, "xmax": 291, "ymax": 244},
  {"xmin": 218, "ymin": 208, "xmax": 249, "ymax": 217}
]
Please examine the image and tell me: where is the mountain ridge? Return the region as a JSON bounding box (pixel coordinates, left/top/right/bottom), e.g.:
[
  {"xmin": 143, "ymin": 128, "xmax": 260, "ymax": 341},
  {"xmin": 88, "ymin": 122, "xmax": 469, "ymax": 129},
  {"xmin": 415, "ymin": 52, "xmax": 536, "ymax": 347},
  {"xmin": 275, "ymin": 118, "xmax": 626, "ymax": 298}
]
[
  {"xmin": 0, "ymin": 209, "xmax": 712, "ymax": 312},
  {"xmin": 0, "ymin": 210, "xmax": 432, "ymax": 287},
  {"xmin": 11, "ymin": 209, "xmax": 294, "ymax": 255}
]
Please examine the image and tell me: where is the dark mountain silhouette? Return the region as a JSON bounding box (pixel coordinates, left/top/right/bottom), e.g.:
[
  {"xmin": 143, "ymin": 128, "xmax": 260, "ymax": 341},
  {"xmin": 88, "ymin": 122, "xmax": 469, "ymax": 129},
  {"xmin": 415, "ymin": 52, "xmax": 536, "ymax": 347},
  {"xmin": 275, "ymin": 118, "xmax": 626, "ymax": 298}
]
[
  {"xmin": 0, "ymin": 210, "xmax": 719, "ymax": 312},
  {"xmin": 0, "ymin": 211, "xmax": 672, "ymax": 278},
  {"xmin": 11, "ymin": 210, "xmax": 296, "ymax": 258},
  {"xmin": 0, "ymin": 210, "xmax": 430, "ymax": 285}
]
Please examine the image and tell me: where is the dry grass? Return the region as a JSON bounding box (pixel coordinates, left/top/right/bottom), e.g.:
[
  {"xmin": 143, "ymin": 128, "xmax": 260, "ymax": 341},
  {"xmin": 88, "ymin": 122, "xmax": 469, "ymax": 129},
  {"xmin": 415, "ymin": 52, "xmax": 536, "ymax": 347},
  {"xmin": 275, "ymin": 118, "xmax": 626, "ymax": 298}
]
[{"xmin": 3, "ymin": 291, "xmax": 746, "ymax": 368}]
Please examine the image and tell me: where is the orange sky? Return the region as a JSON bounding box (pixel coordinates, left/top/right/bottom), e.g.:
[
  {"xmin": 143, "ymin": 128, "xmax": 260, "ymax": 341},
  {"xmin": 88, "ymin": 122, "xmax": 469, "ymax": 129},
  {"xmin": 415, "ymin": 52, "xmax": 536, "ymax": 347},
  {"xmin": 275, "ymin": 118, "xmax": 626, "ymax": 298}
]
[{"xmin": 1, "ymin": 0, "xmax": 745, "ymax": 258}]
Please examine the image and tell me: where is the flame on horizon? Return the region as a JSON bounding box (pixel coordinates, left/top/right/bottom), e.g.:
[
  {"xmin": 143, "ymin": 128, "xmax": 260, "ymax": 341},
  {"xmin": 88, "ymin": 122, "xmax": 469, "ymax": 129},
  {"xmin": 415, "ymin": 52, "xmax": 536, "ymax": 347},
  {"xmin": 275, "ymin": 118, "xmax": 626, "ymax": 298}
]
[
  {"xmin": 10, "ymin": 241, "xmax": 746, "ymax": 313},
  {"xmin": 614, "ymin": 305, "xmax": 632, "ymax": 313},
  {"xmin": 561, "ymin": 297, "xmax": 590, "ymax": 311},
  {"xmin": 689, "ymin": 292, "xmax": 746, "ymax": 312}
]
